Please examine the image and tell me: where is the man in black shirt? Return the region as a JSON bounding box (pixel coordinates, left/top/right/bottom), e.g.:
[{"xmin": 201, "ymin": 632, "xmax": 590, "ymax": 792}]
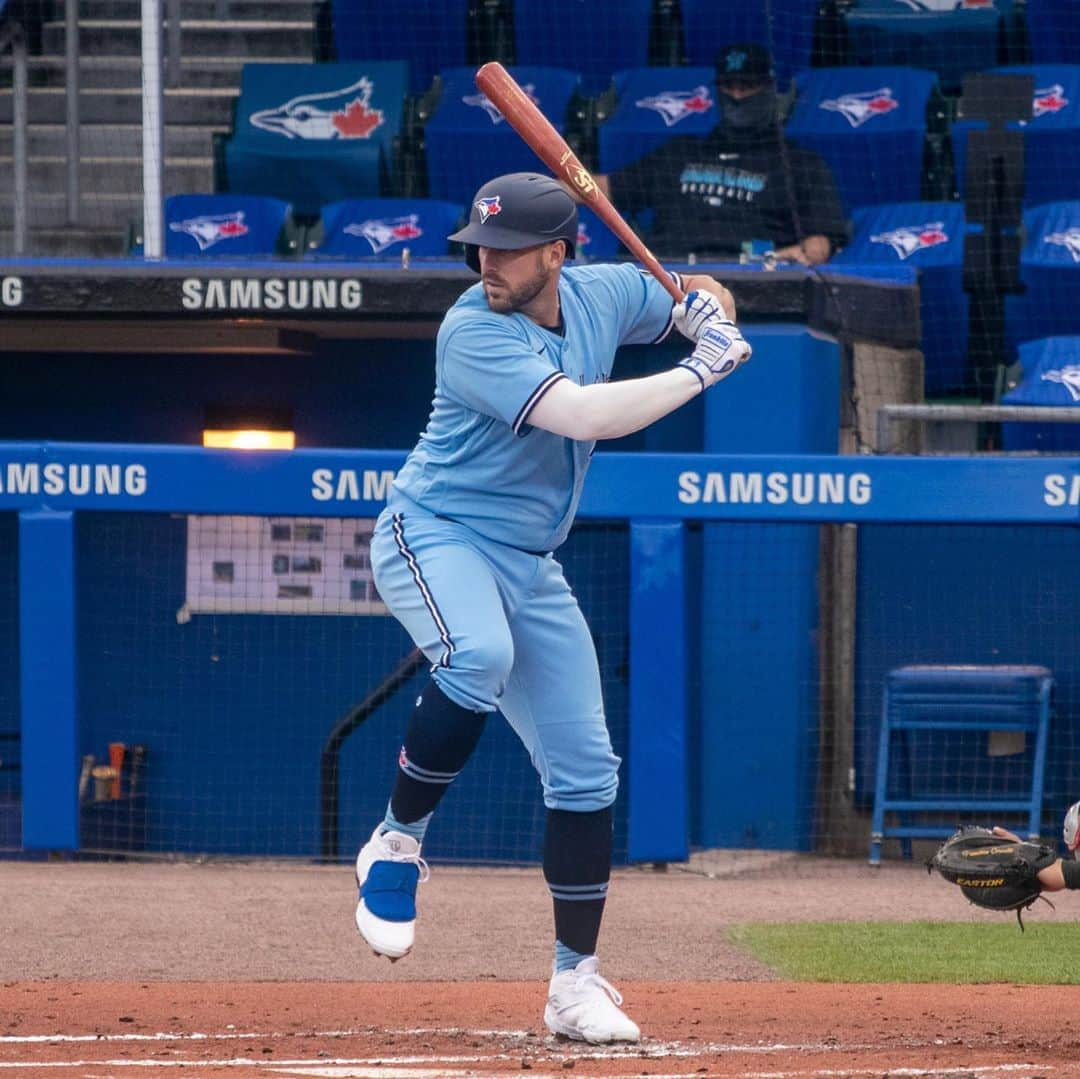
[{"xmin": 597, "ymin": 44, "xmax": 847, "ymax": 266}]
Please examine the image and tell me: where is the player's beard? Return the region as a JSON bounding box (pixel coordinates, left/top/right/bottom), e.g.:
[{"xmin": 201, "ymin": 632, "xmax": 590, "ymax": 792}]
[{"xmin": 482, "ymin": 256, "xmax": 552, "ymax": 315}]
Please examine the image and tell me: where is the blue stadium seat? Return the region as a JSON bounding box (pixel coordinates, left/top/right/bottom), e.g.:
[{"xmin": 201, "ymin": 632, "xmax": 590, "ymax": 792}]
[
  {"xmin": 1001, "ymin": 336, "xmax": 1080, "ymax": 451},
  {"xmin": 330, "ymin": 0, "xmax": 468, "ymax": 95},
  {"xmin": 1005, "ymin": 200, "xmax": 1080, "ymax": 353},
  {"xmin": 596, "ymin": 67, "xmax": 717, "ymax": 174},
  {"xmin": 574, "ymin": 205, "xmax": 624, "ymax": 262},
  {"xmin": 512, "ymin": 0, "xmax": 651, "ymax": 95},
  {"xmin": 869, "ymin": 664, "xmax": 1053, "ymax": 866},
  {"xmin": 831, "ymin": 201, "xmax": 972, "ymax": 395},
  {"xmin": 678, "ymin": 0, "xmax": 819, "ymax": 90},
  {"xmin": 785, "ymin": 66, "xmax": 938, "ymax": 215},
  {"xmin": 161, "ymin": 194, "xmax": 294, "ymax": 259},
  {"xmin": 423, "ymin": 66, "xmax": 580, "ymax": 206},
  {"xmin": 1025, "ymin": 0, "xmax": 1080, "ymax": 64},
  {"xmin": 223, "ymin": 62, "xmax": 408, "ymax": 217},
  {"xmin": 306, "ymin": 197, "xmax": 463, "ymax": 258},
  {"xmin": 843, "ymin": 0, "xmax": 1015, "ymax": 94},
  {"xmin": 952, "ymin": 65, "xmax": 1080, "ymax": 209}
]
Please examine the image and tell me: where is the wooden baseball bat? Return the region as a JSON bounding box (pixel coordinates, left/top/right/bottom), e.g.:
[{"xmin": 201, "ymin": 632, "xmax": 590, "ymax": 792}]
[{"xmin": 474, "ymin": 62, "xmax": 685, "ymax": 303}]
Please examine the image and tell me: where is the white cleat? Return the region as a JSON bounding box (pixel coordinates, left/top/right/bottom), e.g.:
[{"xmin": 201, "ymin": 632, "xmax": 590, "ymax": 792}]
[
  {"xmin": 354, "ymin": 826, "xmax": 429, "ymax": 960},
  {"xmin": 544, "ymin": 956, "xmax": 641, "ymax": 1044}
]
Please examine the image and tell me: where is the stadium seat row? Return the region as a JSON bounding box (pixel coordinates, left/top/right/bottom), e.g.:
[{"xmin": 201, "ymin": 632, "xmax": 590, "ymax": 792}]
[
  {"xmin": 216, "ymin": 60, "xmax": 1080, "ymax": 218},
  {"xmin": 136, "ymin": 193, "xmax": 623, "ymax": 264},
  {"xmin": 327, "ymin": 0, "xmax": 1076, "ymax": 96}
]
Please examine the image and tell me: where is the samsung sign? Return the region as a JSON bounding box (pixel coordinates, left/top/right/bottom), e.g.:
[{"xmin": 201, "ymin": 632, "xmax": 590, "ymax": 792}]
[
  {"xmin": 180, "ymin": 277, "xmax": 363, "ymax": 311},
  {"xmin": 0, "ymin": 461, "xmax": 147, "ymax": 496},
  {"xmin": 677, "ymin": 469, "xmax": 873, "ymax": 506}
]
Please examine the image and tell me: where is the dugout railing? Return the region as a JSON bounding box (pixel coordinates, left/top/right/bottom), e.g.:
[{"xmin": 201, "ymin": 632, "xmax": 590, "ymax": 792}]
[{"xmin": 2, "ymin": 442, "xmax": 1078, "ymax": 864}]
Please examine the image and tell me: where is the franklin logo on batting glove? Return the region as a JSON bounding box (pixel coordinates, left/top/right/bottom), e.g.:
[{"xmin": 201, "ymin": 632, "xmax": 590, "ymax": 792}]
[{"xmin": 677, "ymin": 321, "xmax": 752, "ymax": 390}]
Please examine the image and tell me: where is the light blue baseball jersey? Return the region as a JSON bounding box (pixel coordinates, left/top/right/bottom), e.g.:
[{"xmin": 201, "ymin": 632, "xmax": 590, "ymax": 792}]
[{"xmin": 389, "ymin": 262, "xmax": 679, "ymax": 552}]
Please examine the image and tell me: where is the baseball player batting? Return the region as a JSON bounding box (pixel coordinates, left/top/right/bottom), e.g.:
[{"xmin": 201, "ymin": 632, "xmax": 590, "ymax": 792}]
[{"xmin": 354, "ymin": 171, "xmax": 750, "ymax": 1044}]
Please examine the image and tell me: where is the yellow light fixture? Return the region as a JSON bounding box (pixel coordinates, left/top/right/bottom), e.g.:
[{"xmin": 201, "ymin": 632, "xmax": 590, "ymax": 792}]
[{"xmin": 202, "ymin": 429, "xmax": 296, "ymax": 450}]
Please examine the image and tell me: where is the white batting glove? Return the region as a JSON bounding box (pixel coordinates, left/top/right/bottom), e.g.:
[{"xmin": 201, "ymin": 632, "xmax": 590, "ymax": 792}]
[
  {"xmin": 673, "ymin": 289, "xmax": 730, "ymax": 343},
  {"xmin": 677, "ymin": 322, "xmax": 752, "ymax": 390}
]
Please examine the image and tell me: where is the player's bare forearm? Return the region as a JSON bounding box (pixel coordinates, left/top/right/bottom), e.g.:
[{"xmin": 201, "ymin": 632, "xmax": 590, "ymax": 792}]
[{"xmin": 527, "ymin": 366, "xmax": 703, "ymax": 441}]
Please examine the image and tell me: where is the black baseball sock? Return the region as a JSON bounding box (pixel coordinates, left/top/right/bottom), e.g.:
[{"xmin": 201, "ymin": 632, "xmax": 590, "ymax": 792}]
[
  {"xmin": 388, "ymin": 679, "xmax": 488, "ymax": 826},
  {"xmin": 544, "ymin": 806, "xmax": 613, "ymax": 965}
]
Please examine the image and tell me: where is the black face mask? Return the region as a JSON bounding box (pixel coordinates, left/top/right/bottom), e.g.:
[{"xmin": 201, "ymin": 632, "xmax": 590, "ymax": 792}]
[{"xmin": 719, "ymin": 89, "xmax": 778, "ymax": 134}]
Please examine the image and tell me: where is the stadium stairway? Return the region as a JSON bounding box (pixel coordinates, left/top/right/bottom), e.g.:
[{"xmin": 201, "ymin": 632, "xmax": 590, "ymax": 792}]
[{"xmin": 0, "ymin": 0, "xmax": 315, "ymax": 256}]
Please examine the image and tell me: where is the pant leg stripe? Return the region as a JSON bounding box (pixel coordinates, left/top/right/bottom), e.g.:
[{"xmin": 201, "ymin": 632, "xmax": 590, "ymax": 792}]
[
  {"xmin": 391, "ymin": 512, "xmax": 454, "ymax": 668},
  {"xmin": 548, "ymin": 883, "xmax": 609, "ymax": 902},
  {"xmin": 400, "ymin": 757, "xmax": 461, "ymax": 784}
]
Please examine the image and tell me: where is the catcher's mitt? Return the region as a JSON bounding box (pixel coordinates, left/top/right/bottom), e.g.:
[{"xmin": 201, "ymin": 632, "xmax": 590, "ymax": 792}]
[{"xmin": 927, "ymin": 826, "xmax": 1057, "ymax": 929}]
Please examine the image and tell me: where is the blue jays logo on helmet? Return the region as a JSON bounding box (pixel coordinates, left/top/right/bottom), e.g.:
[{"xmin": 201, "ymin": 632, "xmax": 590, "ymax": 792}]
[
  {"xmin": 169, "ymin": 212, "xmax": 249, "ymax": 251},
  {"xmin": 462, "ymin": 84, "xmax": 540, "ymax": 125},
  {"xmin": 249, "ymin": 77, "xmax": 385, "ymax": 140},
  {"xmin": 1033, "ymin": 83, "xmax": 1069, "ymax": 118},
  {"xmin": 870, "ymin": 222, "xmax": 948, "ymax": 259},
  {"xmin": 344, "ymin": 214, "xmax": 423, "ymax": 254},
  {"xmin": 1046, "ymin": 228, "xmax": 1080, "ymax": 262},
  {"xmin": 636, "ymin": 85, "xmax": 714, "ymax": 128},
  {"xmin": 475, "ymin": 195, "xmax": 502, "ymax": 223},
  {"xmin": 1041, "ymin": 365, "xmax": 1080, "ymax": 402},
  {"xmin": 821, "ymin": 87, "xmax": 899, "ymax": 128}
]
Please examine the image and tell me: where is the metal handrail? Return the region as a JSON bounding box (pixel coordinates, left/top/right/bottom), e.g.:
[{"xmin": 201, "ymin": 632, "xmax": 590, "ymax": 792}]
[{"xmin": 877, "ymin": 403, "xmax": 1080, "ymax": 454}]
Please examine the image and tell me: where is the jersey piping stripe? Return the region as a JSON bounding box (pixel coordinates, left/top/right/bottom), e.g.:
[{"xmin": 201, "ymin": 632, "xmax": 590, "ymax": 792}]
[
  {"xmin": 650, "ymin": 270, "xmax": 682, "ymax": 344},
  {"xmin": 513, "ymin": 371, "xmax": 569, "ymax": 435},
  {"xmin": 390, "ymin": 511, "xmax": 455, "ymax": 669}
]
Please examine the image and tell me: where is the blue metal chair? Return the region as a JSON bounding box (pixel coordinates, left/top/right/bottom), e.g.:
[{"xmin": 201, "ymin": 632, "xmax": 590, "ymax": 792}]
[{"xmin": 869, "ymin": 664, "xmax": 1053, "ymax": 866}]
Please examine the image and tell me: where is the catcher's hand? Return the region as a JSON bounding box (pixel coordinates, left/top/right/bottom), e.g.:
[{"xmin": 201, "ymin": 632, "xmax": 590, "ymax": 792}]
[{"xmin": 927, "ymin": 826, "xmax": 1057, "ymax": 929}]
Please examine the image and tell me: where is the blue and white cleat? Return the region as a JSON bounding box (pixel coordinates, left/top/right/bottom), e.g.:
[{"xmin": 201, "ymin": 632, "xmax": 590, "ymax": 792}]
[{"xmin": 354, "ymin": 826, "xmax": 429, "ymax": 961}]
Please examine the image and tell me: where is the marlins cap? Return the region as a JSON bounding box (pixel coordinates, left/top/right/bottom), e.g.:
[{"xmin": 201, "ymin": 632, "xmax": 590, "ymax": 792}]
[{"xmin": 715, "ymin": 42, "xmax": 775, "ymax": 88}]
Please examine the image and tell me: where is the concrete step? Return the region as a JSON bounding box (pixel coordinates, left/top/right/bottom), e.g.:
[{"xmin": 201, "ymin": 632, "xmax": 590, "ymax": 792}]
[
  {"xmin": 0, "ymin": 225, "xmax": 127, "ymax": 257},
  {"xmin": 24, "ymin": 54, "xmax": 308, "ymax": 90},
  {"xmin": 0, "ymin": 191, "xmax": 142, "ymax": 228},
  {"xmin": 0, "ymin": 154, "xmax": 214, "ymax": 191},
  {"xmin": 0, "ymin": 122, "xmax": 223, "ymax": 157},
  {"xmin": 41, "ymin": 19, "xmax": 315, "ymax": 59},
  {"xmin": 0, "ymin": 86, "xmax": 237, "ymax": 124},
  {"xmin": 78, "ymin": 0, "xmax": 319, "ymax": 20}
]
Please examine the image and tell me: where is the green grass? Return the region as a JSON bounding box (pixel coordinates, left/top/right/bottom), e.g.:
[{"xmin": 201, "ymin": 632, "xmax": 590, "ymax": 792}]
[{"xmin": 727, "ymin": 921, "xmax": 1080, "ymax": 983}]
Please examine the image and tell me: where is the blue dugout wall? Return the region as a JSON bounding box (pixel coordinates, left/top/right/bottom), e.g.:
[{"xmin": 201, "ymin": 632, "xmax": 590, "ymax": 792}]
[{"xmin": 3, "ymin": 443, "xmax": 1079, "ymax": 863}]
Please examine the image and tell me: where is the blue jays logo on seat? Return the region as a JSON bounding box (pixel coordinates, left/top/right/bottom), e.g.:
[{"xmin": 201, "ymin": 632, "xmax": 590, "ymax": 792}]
[
  {"xmin": 821, "ymin": 87, "xmax": 899, "ymax": 128},
  {"xmin": 169, "ymin": 212, "xmax": 250, "ymax": 251},
  {"xmin": 635, "ymin": 86, "xmax": 714, "ymax": 128},
  {"xmin": 891, "ymin": 0, "xmax": 998, "ymax": 9},
  {"xmin": 475, "ymin": 196, "xmax": 502, "ymax": 223},
  {"xmin": 1046, "ymin": 228, "xmax": 1080, "ymax": 261},
  {"xmin": 344, "ymin": 214, "xmax": 424, "ymax": 254},
  {"xmin": 249, "ymin": 77, "xmax": 385, "ymax": 140},
  {"xmin": 1041, "ymin": 365, "xmax": 1080, "ymax": 401},
  {"xmin": 1033, "ymin": 83, "xmax": 1069, "ymax": 118},
  {"xmin": 462, "ymin": 85, "xmax": 539, "ymax": 125},
  {"xmin": 870, "ymin": 221, "xmax": 949, "ymax": 259}
]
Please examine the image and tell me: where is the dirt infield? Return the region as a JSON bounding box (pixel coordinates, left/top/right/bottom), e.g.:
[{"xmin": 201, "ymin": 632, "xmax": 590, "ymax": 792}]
[{"xmin": 4, "ymin": 856, "xmax": 1080, "ymax": 1076}]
